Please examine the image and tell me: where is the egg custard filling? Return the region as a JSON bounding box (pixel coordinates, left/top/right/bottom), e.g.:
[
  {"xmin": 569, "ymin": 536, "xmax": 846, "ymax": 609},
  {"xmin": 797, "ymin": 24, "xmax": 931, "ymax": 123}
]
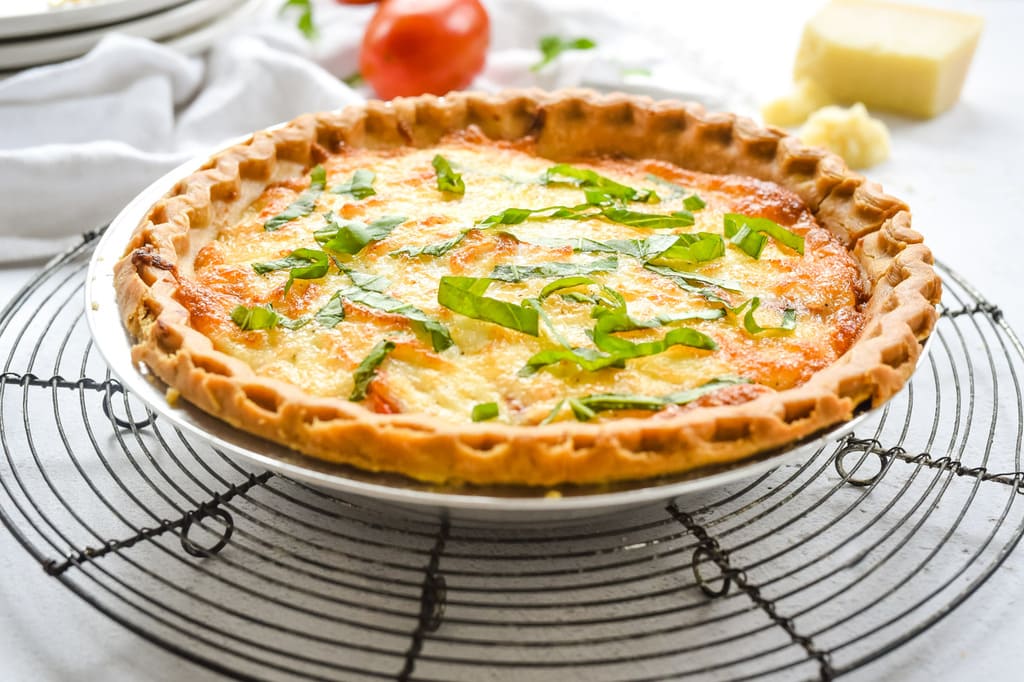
[{"xmin": 181, "ymin": 132, "xmax": 865, "ymax": 427}]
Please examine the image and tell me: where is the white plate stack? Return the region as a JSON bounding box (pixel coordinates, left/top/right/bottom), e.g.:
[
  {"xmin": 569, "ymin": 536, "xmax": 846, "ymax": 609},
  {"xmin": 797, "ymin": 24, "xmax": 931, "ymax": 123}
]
[{"xmin": 0, "ymin": 0, "xmax": 264, "ymax": 71}]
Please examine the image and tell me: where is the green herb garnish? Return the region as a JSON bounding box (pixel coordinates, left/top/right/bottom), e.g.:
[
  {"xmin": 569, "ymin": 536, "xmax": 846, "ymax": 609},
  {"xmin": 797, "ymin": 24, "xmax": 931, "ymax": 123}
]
[
  {"xmin": 600, "ymin": 207, "xmax": 693, "ymax": 228},
  {"xmin": 542, "ymin": 164, "xmax": 656, "ymax": 203},
  {"xmin": 315, "ymin": 213, "xmax": 406, "ymax": 255},
  {"xmin": 314, "ymin": 294, "xmax": 346, "ymax": 328},
  {"xmin": 389, "ymin": 231, "xmax": 468, "ymax": 258},
  {"xmin": 644, "ymin": 174, "xmax": 706, "ymax": 210},
  {"xmin": 331, "ymin": 169, "xmax": 376, "ymax": 199},
  {"xmin": 651, "ymin": 233, "xmax": 725, "ymax": 264},
  {"xmin": 320, "ymin": 286, "xmax": 453, "ymax": 351},
  {"xmin": 562, "ymin": 377, "xmax": 752, "ymax": 421},
  {"xmin": 490, "ymin": 256, "xmax": 619, "ymax": 282},
  {"xmin": 437, "ymin": 276, "xmax": 539, "ymax": 336},
  {"xmin": 471, "ymin": 402, "xmax": 500, "ymax": 422},
  {"xmin": 280, "ymin": 0, "xmax": 316, "ymax": 40},
  {"xmin": 265, "ymin": 165, "xmax": 325, "ymax": 231},
  {"xmin": 723, "ymin": 213, "xmax": 804, "ymax": 259},
  {"xmin": 230, "ymin": 304, "xmax": 309, "ymax": 331},
  {"xmin": 252, "ymin": 248, "xmax": 329, "ymax": 294},
  {"xmin": 531, "ymin": 36, "xmax": 597, "ymax": 71},
  {"xmin": 349, "ymin": 340, "xmax": 395, "ymax": 401},
  {"xmin": 432, "ymin": 154, "xmax": 465, "ymax": 195},
  {"xmin": 734, "ymin": 297, "xmax": 798, "ymax": 335}
]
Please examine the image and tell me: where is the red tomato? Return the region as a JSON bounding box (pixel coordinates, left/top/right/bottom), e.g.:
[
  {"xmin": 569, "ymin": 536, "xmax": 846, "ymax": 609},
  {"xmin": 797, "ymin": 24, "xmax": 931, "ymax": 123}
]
[{"xmin": 359, "ymin": 0, "xmax": 490, "ymax": 100}]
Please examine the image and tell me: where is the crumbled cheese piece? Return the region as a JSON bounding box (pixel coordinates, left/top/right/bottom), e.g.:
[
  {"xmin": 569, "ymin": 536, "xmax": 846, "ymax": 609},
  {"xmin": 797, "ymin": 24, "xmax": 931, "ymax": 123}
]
[
  {"xmin": 800, "ymin": 103, "xmax": 891, "ymax": 169},
  {"xmin": 762, "ymin": 79, "xmax": 835, "ymax": 127},
  {"xmin": 165, "ymin": 387, "xmax": 181, "ymax": 406},
  {"xmin": 794, "ymin": 0, "xmax": 983, "ymax": 118}
]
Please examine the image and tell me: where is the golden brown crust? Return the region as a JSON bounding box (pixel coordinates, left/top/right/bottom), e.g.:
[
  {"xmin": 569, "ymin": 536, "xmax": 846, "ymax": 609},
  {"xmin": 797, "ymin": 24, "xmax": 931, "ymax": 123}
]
[{"xmin": 114, "ymin": 89, "xmax": 940, "ymax": 486}]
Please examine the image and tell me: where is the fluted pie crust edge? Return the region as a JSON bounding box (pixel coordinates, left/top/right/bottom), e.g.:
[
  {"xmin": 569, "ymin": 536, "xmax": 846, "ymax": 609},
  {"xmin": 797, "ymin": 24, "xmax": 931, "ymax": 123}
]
[{"xmin": 113, "ymin": 89, "xmax": 941, "ymax": 486}]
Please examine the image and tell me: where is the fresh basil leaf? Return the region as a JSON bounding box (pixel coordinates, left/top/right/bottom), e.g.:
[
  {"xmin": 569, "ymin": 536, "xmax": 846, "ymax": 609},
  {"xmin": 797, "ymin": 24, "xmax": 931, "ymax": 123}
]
[
  {"xmin": 279, "ymin": 0, "xmax": 316, "ymax": 40},
  {"xmin": 389, "ymin": 231, "xmax": 468, "ymax": 258},
  {"xmin": 471, "ymin": 402, "xmax": 500, "ymax": 422},
  {"xmin": 543, "ymin": 164, "xmax": 656, "ymax": 203},
  {"xmin": 230, "ymin": 304, "xmax": 308, "ymax": 331},
  {"xmin": 723, "ymin": 213, "xmax": 804, "ymax": 258},
  {"xmin": 592, "ymin": 322, "xmax": 717, "ymax": 356},
  {"xmin": 433, "ymin": 154, "xmax": 465, "ymax": 195},
  {"xmin": 600, "ymin": 207, "xmax": 693, "ymax": 228},
  {"xmin": 575, "ymin": 393, "xmax": 668, "ymax": 417},
  {"xmin": 342, "ymin": 72, "xmax": 364, "ymax": 87},
  {"xmin": 734, "ymin": 297, "xmax": 798, "ymax": 335},
  {"xmin": 477, "ymin": 205, "xmax": 590, "ymax": 227},
  {"xmin": 644, "ymin": 174, "xmax": 706, "ymax": 210},
  {"xmin": 540, "ymin": 399, "xmax": 567, "ymax": 425},
  {"xmin": 663, "ymin": 376, "xmax": 750, "ymax": 404},
  {"xmin": 265, "ymin": 165, "xmax": 326, "ymax": 231},
  {"xmin": 525, "ymin": 235, "xmax": 620, "ymax": 253},
  {"xmin": 519, "ymin": 347, "xmax": 625, "ymax": 376},
  {"xmin": 314, "ymin": 293, "xmax": 346, "ymax": 327},
  {"xmin": 683, "ymin": 194, "xmax": 707, "ymax": 211},
  {"xmin": 599, "ymin": 234, "xmax": 680, "ymax": 260},
  {"xmin": 592, "ymin": 308, "xmax": 725, "ymax": 335},
  {"xmin": 349, "ymin": 340, "xmax": 395, "ymax": 401},
  {"xmin": 643, "ymin": 263, "xmax": 743, "ymax": 293},
  {"xmin": 342, "ymin": 287, "xmax": 454, "ymax": 351},
  {"xmin": 438, "ymin": 276, "xmax": 539, "ymax": 336},
  {"xmin": 316, "ymin": 213, "xmax": 406, "ymax": 255},
  {"xmin": 230, "ymin": 304, "xmax": 279, "ymax": 331},
  {"xmin": 568, "ymin": 397, "xmax": 597, "ymax": 421},
  {"xmin": 560, "ymin": 292, "xmax": 598, "ymax": 304},
  {"xmin": 253, "ymin": 248, "xmax": 328, "ymax": 294},
  {"xmin": 538, "ymin": 276, "xmax": 599, "ymax": 300},
  {"xmin": 347, "ymin": 271, "xmax": 390, "ymax": 292},
  {"xmin": 532, "ymin": 36, "xmax": 597, "ymax": 71},
  {"xmin": 490, "ymin": 256, "xmax": 619, "ymax": 282},
  {"xmin": 331, "ymin": 169, "xmax": 376, "ymax": 199},
  {"xmin": 653, "ymin": 233, "xmax": 725, "ymax": 264}
]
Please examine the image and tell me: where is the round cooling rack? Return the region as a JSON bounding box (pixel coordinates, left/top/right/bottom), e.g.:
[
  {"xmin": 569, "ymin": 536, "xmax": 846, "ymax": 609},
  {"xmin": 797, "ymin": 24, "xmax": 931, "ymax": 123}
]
[{"xmin": 1, "ymin": 232, "xmax": 1023, "ymax": 681}]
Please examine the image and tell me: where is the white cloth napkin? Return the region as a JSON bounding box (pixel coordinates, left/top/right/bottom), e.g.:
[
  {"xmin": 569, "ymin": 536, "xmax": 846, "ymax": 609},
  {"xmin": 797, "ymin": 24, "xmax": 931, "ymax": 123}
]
[{"xmin": 0, "ymin": 0, "xmax": 741, "ymax": 263}]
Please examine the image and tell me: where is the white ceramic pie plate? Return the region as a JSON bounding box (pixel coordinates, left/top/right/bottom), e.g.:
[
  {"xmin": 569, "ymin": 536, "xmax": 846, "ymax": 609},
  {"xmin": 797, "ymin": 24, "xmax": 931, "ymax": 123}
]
[
  {"xmin": 86, "ymin": 142, "xmax": 888, "ymax": 523},
  {"xmin": 0, "ymin": 0, "xmax": 189, "ymax": 40}
]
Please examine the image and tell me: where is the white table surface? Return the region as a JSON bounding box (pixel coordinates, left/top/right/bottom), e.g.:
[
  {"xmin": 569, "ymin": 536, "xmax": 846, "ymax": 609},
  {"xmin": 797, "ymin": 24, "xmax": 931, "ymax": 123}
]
[{"xmin": 1, "ymin": 1, "xmax": 1022, "ymax": 680}]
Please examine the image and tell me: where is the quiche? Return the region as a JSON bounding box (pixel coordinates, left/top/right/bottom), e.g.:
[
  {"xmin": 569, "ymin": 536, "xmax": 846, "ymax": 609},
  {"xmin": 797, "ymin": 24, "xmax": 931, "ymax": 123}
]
[{"xmin": 113, "ymin": 90, "xmax": 940, "ymax": 487}]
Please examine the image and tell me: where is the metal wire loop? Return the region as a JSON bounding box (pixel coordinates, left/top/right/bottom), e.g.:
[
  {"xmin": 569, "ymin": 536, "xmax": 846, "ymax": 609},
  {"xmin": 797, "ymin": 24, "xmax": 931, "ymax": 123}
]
[
  {"xmin": 834, "ymin": 436, "xmax": 892, "ymax": 487},
  {"xmin": 691, "ymin": 545, "xmax": 732, "ymax": 598},
  {"xmin": 100, "ymin": 383, "xmax": 154, "ymax": 430},
  {"xmin": 180, "ymin": 507, "xmax": 235, "ymax": 559}
]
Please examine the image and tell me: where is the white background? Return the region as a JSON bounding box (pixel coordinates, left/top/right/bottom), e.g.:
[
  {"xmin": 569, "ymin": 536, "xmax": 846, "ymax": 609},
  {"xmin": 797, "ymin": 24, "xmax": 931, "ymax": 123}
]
[{"xmin": 0, "ymin": 0, "xmax": 1022, "ymax": 680}]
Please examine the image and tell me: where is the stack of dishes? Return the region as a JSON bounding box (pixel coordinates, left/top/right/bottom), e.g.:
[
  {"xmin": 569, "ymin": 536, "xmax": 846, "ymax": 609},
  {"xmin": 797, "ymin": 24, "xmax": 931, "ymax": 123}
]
[{"xmin": 0, "ymin": 0, "xmax": 263, "ymax": 71}]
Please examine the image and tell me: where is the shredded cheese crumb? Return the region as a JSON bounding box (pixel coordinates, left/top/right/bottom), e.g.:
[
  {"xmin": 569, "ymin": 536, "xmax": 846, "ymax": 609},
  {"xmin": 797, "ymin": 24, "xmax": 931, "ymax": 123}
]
[
  {"xmin": 799, "ymin": 103, "xmax": 891, "ymax": 169},
  {"xmin": 762, "ymin": 79, "xmax": 835, "ymax": 128}
]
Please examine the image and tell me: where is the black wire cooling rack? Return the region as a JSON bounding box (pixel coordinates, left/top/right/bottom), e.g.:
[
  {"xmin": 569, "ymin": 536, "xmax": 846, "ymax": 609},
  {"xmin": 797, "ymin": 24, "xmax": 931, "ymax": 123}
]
[{"xmin": 1, "ymin": 232, "xmax": 1022, "ymax": 682}]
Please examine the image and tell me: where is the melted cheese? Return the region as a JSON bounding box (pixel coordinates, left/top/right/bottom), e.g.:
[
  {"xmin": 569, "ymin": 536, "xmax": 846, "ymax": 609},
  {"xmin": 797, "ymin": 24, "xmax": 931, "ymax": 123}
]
[{"xmin": 181, "ymin": 133, "xmax": 866, "ymax": 425}]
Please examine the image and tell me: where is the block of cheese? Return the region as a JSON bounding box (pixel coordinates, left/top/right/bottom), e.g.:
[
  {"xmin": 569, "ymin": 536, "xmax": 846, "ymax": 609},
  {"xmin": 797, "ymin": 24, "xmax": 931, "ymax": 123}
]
[
  {"xmin": 794, "ymin": 0, "xmax": 983, "ymax": 118},
  {"xmin": 800, "ymin": 103, "xmax": 891, "ymax": 169}
]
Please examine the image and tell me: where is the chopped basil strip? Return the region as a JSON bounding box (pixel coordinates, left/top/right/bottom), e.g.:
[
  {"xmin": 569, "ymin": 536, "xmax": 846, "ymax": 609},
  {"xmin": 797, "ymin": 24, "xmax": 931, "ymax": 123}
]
[
  {"xmin": 478, "ymin": 205, "xmax": 589, "ymax": 227},
  {"xmin": 314, "ymin": 294, "xmax": 346, "ymax": 327},
  {"xmin": 723, "ymin": 213, "xmax": 804, "ymax": 258},
  {"xmin": 490, "ymin": 256, "xmax": 619, "ymax": 282},
  {"xmin": 591, "ymin": 323, "xmax": 717, "ymax": 357},
  {"xmin": 532, "ymin": 36, "xmax": 597, "ymax": 71},
  {"xmin": 538, "ymin": 276, "xmax": 599, "ymax": 300},
  {"xmin": 540, "ymin": 399, "xmax": 567, "ymax": 425},
  {"xmin": 652, "ymin": 233, "xmax": 725, "ymax": 264},
  {"xmin": 591, "ymin": 308, "xmax": 725, "ymax": 335},
  {"xmin": 342, "ymin": 287, "xmax": 453, "ymax": 351},
  {"xmin": 662, "ymin": 376, "xmax": 750, "ymax": 404},
  {"xmin": 315, "ymin": 213, "xmax": 406, "ymax": 255},
  {"xmin": 601, "ymin": 207, "xmax": 693, "ymax": 228},
  {"xmin": 231, "ymin": 304, "xmax": 309, "ymax": 331},
  {"xmin": 734, "ymin": 297, "xmax": 798, "ymax": 335},
  {"xmin": 643, "ymin": 263, "xmax": 743, "ymax": 293},
  {"xmin": 330, "ymin": 169, "xmax": 376, "ymax": 199},
  {"xmin": 280, "ymin": 0, "xmax": 315, "ymax": 40},
  {"xmin": 471, "ymin": 402, "xmax": 500, "ymax": 422},
  {"xmin": 349, "ymin": 340, "xmax": 395, "ymax": 401},
  {"xmin": 389, "ymin": 231, "xmax": 468, "ymax": 258},
  {"xmin": 683, "ymin": 194, "xmax": 707, "ymax": 211},
  {"xmin": 519, "ymin": 347, "xmax": 625, "ymax": 376},
  {"xmin": 543, "ymin": 164, "xmax": 656, "ymax": 204},
  {"xmin": 560, "ymin": 292, "xmax": 597, "ymax": 304},
  {"xmin": 253, "ymin": 248, "xmax": 329, "ymax": 294},
  {"xmin": 565, "ymin": 377, "xmax": 752, "ymax": 421},
  {"xmin": 432, "ymin": 154, "xmax": 465, "ymax": 195},
  {"xmin": 437, "ymin": 276, "xmax": 539, "ymax": 336},
  {"xmin": 264, "ymin": 165, "xmax": 326, "ymax": 231},
  {"xmin": 346, "ymin": 271, "xmax": 390, "ymax": 292},
  {"xmin": 644, "ymin": 174, "xmax": 707, "ymax": 208}
]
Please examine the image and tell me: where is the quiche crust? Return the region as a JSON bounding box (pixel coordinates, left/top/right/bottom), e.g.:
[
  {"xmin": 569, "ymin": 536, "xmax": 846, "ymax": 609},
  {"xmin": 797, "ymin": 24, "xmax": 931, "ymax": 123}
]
[{"xmin": 114, "ymin": 90, "xmax": 940, "ymax": 486}]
